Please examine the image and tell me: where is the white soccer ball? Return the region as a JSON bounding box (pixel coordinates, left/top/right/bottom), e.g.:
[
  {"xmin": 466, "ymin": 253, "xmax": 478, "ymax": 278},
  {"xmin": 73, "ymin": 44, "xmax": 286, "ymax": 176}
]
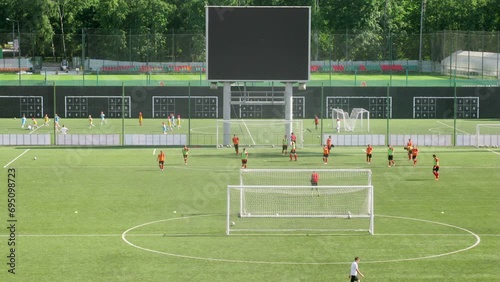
[
  {"xmin": 271, "ymin": 144, "xmax": 275, "ymax": 148},
  {"xmin": 231, "ymin": 221, "xmax": 235, "ymax": 226},
  {"xmin": 33, "ymin": 157, "xmax": 37, "ymax": 160}
]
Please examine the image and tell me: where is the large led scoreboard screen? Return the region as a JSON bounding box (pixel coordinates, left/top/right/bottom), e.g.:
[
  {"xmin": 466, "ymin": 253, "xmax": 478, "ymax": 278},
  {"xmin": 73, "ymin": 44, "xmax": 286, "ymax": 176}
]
[{"xmin": 206, "ymin": 6, "xmax": 310, "ymax": 82}]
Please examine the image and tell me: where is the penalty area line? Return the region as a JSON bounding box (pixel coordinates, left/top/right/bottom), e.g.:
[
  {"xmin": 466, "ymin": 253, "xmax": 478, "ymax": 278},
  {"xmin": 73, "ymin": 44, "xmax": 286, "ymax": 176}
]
[{"xmin": 3, "ymin": 149, "xmax": 30, "ymax": 168}]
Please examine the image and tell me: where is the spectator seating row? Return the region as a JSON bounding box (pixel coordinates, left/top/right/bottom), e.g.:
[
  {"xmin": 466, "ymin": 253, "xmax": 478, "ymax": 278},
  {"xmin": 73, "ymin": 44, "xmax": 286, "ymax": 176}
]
[
  {"xmin": 0, "ymin": 67, "xmax": 31, "ymax": 72},
  {"xmin": 99, "ymin": 65, "xmax": 206, "ymax": 73}
]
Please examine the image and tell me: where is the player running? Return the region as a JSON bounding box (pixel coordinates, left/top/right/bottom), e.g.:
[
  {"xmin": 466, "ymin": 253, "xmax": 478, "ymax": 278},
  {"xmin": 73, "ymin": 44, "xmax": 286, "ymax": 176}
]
[
  {"xmin": 366, "ymin": 144, "xmax": 373, "ymax": 164},
  {"xmin": 182, "ymin": 145, "xmax": 189, "ymax": 165},
  {"xmin": 21, "ymin": 114, "xmax": 26, "ymax": 128},
  {"xmin": 232, "ymin": 134, "xmax": 240, "ymax": 155},
  {"xmin": 100, "ymin": 111, "xmax": 108, "ymax": 125},
  {"xmin": 88, "ymin": 115, "xmax": 95, "ymax": 129},
  {"xmin": 290, "ymin": 141, "xmax": 298, "ymax": 161},
  {"xmin": 43, "ymin": 114, "xmax": 50, "ymax": 126},
  {"xmin": 31, "ymin": 117, "xmax": 38, "ymax": 129},
  {"xmin": 406, "ymin": 139, "xmax": 413, "ymax": 160},
  {"xmin": 61, "ymin": 125, "xmax": 69, "ymax": 135},
  {"xmin": 323, "ymin": 144, "xmax": 329, "ymax": 164},
  {"xmin": 314, "ymin": 115, "xmax": 319, "ymax": 130},
  {"xmin": 241, "ymin": 148, "xmax": 248, "ymax": 169},
  {"xmin": 432, "ymin": 154, "xmax": 440, "ymax": 180},
  {"xmin": 411, "ymin": 146, "xmax": 419, "ymax": 166},
  {"xmin": 54, "ymin": 114, "xmax": 61, "ymax": 131},
  {"xmin": 170, "ymin": 114, "xmax": 175, "ymax": 128},
  {"xmin": 157, "ymin": 150, "xmax": 165, "ymax": 171},
  {"xmin": 282, "ymin": 135, "xmax": 288, "ymax": 155},
  {"xmin": 387, "ymin": 145, "xmax": 395, "ymax": 167},
  {"xmin": 162, "ymin": 122, "xmax": 167, "ymax": 134},
  {"xmin": 139, "ymin": 112, "xmax": 143, "ymax": 126},
  {"xmin": 177, "ymin": 114, "xmax": 181, "ymax": 129},
  {"xmin": 167, "ymin": 118, "xmax": 173, "ymax": 132}
]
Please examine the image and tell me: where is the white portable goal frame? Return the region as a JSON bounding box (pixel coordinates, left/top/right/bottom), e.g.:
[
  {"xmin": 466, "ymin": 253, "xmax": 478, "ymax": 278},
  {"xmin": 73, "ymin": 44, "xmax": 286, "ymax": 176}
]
[
  {"xmin": 476, "ymin": 124, "xmax": 500, "ymax": 147},
  {"xmin": 227, "ymin": 169, "xmax": 374, "ymax": 235},
  {"xmin": 332, "ymin": 108, "xmax": 370, "ymax": 132}
]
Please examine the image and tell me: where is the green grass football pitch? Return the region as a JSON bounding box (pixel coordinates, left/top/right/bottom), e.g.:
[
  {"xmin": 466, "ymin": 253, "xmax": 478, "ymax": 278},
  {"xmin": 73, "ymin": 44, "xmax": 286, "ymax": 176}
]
[{"xmin": 1, "ymin": 123, "xmax": 500, "ymax": 281}]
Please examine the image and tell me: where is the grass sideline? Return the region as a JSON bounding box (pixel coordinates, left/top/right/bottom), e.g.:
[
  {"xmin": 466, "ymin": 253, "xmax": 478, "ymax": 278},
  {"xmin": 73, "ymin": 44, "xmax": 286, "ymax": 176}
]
[{"xmin": 0, "ymin": 141, "xmax": 499, "ymax": 281}]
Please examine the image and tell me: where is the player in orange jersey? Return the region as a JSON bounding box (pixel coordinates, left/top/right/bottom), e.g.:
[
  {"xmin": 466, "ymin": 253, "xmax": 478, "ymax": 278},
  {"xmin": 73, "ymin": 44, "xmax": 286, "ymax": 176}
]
[
  {"xmin": 232, "ymin": 134, "xmax": 240, "ymax": 155},
  {"xmin": 411, "ymin": 146, "xmax": 419, "ymax": 166},
  {"xmin": 310, "ymin": 171, "xmax": 319, "ymax": 193},
  {"xmin": 322, "ymin": 144, "xmax": 330, "ymax": 164},
  {"xmin": 406, "ymin": 139, "xmax": 413, "ymax": 160},
  {"xmin": 157, "ymin": 150, "xmax": 165, "ymax": 171},
  {"xmin": 366, "ymin": 144, "xmax": 373, "ymax": 164},
  {"xmin": 326, "ymin": 135, "xmax": 333, "ymax": 153},
  {"xmin": 432, "ymin": 154, "xmax": 440, "ymax": 180},
  {"xmin": 139, "ymin": 112, "xmax": 143, "ymax": 126}
]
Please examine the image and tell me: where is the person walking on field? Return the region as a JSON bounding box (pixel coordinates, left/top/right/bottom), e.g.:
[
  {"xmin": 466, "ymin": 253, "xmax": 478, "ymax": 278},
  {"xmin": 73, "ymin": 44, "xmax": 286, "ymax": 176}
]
[
  {"xmin": 349, "ymin": 257, "xmax": 365, "ymax": 282},
  {"xmin": 232, "ymin": 134, "xmax": 240, "ymax": 155},
  {"xmin": 433, "ymin": 154, "xmax": 440, "ymax": 180},
  {"xmin": 241, "ymin": 148, "xmax": 248, "ymax": 169}
]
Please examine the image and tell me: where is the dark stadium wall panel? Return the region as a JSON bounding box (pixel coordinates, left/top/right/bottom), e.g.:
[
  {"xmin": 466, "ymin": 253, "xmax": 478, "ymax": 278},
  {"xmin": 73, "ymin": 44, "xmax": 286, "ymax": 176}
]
[{"xmin": 0, "ymin": 86, "xmax": 498, "ymax": 119}]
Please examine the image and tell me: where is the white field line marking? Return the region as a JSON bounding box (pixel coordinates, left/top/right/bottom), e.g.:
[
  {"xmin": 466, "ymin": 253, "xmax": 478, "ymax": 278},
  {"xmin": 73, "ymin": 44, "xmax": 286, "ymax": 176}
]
[
  {"xmin": 29, "ymin": 124, "xmax": 44, "ymax": 135},
  {"xmin": 3, "ymin": 149, "xmax": 30, "ymax": 168},
  {"xmin": 120, "ymin": 214, "xmax": 482, "ymax": 265},
  {"xmin": 436, "ymin": 121, "xmax": 470, "ymax": 135},
  {"xmin": 152, "ymin": 149, "xmax": 156, "ymax": 155},
  {"xmin": 485, "ymin": 148, "xmax": 500, "ymax": 156}
]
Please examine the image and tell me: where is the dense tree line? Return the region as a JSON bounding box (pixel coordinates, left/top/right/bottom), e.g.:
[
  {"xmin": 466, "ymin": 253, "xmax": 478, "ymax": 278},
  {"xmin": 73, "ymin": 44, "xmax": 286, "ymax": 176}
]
[{"xmin": 1, "ymin": 0, "xmax": 499, "ymax": 61}]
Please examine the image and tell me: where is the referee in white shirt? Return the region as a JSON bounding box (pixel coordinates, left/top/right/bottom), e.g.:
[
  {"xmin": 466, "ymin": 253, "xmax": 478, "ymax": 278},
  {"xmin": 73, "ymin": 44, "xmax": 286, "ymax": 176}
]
[{"xmin": 349, "ymin": 256, "xmax": 365, "ymax": 282}]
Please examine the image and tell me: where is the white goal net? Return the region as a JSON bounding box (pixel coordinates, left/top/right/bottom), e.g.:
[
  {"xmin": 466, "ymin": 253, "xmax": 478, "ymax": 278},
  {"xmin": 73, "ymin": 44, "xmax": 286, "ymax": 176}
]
[
  {"xmin": 227, "ymin": 169, "xmax": 374, "ymax": 235},
  {"xmin": 476, "ymin": 124, "xmax": 500, "ymax": 148},
  {"xmin": 332, "ymin": 108, "xmax": 370, "ymax": 132},
  {"xmin": 216, "ymin": 119, "xmax": 303, "ymax": 148}
]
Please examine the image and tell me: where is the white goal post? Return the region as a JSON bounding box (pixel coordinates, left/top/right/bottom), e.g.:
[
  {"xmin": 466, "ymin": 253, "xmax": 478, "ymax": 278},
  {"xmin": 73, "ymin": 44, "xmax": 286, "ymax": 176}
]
[
  {"xmin": 216, "ymin": 119, "xmax": 304, "ymax": 148},
  {"xmin": 332, "ymin": 108, "xmax": 370, "ymax": 132},
  {"xmin": 476, "ymin": 124, "xmax": 500, "ymax": 148},
  {"xmin": 227, "ymin": 185, "xmax": 374, "ymax": 235},
  {"xmin": 227, "ymin": 169, "xmax": 374, "ymax": 235}
]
